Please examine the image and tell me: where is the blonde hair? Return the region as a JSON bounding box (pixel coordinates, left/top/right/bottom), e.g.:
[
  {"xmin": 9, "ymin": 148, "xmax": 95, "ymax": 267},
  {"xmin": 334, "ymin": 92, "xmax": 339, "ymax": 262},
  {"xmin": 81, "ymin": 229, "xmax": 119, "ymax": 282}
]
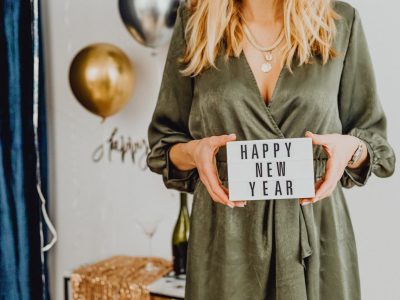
[{"xmin": 179, "ymin": 0, "xmax": 343, "ymax": 77}]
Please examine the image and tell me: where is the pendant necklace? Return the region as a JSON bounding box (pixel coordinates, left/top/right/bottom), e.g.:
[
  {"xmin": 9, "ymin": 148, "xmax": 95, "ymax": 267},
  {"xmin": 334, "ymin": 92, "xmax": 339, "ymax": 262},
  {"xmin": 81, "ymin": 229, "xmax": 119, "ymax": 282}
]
[{"xmin": 242, "ymin": 20, "xmax": 285, "ymax": 73}]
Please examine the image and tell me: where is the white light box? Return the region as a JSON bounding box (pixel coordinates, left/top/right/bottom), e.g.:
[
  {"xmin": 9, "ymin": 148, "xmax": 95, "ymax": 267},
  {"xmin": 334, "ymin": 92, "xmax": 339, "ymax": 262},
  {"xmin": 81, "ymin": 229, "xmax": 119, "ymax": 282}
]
[{"xmin": 226, "ymin": 137, "xmax": 315, "ymax": 200}]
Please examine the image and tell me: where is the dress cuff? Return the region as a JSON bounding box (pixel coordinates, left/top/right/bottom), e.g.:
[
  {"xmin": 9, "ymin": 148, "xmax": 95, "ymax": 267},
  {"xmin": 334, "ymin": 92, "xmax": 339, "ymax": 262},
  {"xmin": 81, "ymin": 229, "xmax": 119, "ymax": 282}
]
[
  {"xmin": 163, "ymin": 144, "xmax": 199, "ymax": 193},
  {"xmin": 341, "ymin": 128, "xmax": 375, "ymax": 187}
]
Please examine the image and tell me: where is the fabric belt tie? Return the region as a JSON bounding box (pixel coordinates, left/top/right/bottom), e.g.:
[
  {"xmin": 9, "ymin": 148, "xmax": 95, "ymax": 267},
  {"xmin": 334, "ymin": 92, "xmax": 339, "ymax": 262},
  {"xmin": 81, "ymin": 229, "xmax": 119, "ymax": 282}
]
[{"xmin": 215, "ymin": 157, "xmax": 327, "ymax": 270}]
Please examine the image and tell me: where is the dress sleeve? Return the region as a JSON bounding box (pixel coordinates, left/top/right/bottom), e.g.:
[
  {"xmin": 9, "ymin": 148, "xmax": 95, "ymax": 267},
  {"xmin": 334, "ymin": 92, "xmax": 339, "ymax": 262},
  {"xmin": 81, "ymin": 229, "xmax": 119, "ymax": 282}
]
[
  {"xmin": 146, "ymin": 2, "xmax": 199, "ymax": 194},
  {"xmin": 338, "ymin": 7, "xmax": 396, "ymax": 188}
]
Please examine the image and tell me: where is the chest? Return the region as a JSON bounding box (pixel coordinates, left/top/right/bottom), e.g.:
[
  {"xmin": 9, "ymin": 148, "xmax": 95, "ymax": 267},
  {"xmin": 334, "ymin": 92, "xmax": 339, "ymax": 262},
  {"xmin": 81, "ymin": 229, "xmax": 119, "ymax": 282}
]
[
  {"xmin": 193, "ymin": 49, "xmax": 345, "ymax": 119},
  {"xmin": 241, "ymin": 41, "xmax": 284, "ymax": 106}
]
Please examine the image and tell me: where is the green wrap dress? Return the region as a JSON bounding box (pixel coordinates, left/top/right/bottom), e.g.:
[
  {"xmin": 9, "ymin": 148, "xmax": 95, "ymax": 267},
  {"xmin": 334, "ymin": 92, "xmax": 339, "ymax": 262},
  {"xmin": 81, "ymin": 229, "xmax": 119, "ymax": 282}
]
[{"xmin": 146, "ymin": 1, "xmax": 396, "ymax": 299}]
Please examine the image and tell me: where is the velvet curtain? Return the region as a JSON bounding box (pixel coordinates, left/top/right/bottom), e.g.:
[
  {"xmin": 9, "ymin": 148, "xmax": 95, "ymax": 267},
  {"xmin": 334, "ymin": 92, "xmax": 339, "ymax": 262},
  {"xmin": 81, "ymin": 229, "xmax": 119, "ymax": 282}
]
[{"xmin": 0, "ymin": 0, "xmax": 50, "ymax": 299}]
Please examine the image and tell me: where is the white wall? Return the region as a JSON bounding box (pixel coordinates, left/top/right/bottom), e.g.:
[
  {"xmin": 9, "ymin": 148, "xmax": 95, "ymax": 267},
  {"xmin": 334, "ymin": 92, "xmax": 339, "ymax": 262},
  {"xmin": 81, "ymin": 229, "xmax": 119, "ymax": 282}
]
[
  {"xmin": 41, "ymin": 1, "xmax": 400, "ymax": 299},
  {"xmin": 41, "ymin": 1, "xmax": 189, "ymax": 299}
]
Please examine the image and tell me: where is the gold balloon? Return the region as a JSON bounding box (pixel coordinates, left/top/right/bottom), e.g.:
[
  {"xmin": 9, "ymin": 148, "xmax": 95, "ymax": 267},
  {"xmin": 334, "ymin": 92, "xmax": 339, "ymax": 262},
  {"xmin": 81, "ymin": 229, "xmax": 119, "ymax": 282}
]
[{"xmin": 69, "ymin": 43, "xmax": 135, "ymax": 119}]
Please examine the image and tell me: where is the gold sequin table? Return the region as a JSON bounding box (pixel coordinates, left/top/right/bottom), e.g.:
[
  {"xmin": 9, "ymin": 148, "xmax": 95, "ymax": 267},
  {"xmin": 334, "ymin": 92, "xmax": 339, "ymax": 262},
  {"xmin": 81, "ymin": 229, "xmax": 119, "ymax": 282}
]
[{"xmin": 67, "ymin": 255, "xmax": 174, "ymax": 300}]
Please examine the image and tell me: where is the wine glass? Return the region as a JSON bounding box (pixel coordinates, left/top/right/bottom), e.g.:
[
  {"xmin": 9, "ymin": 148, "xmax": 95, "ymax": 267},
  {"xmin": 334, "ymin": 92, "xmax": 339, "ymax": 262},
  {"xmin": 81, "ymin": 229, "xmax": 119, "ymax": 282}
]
[{"xmin": 134, "ymin": 215, "xmax": 163, "ymax": 272}]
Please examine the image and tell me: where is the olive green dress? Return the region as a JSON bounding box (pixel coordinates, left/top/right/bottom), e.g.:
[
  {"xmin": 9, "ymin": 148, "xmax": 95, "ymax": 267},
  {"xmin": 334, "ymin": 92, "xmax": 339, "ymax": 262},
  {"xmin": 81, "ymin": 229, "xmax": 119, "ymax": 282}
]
[{"xmin": 146, "ymin": 1, "xmax": 396, "ymax": 299}]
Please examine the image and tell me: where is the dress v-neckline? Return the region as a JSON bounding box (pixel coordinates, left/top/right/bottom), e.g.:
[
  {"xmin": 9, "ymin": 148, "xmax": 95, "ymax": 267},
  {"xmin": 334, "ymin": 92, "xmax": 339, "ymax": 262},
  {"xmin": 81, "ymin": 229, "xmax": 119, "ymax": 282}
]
[{"xmin": 239, "ymin": 49, "xmax": 287, "ymax": 109}]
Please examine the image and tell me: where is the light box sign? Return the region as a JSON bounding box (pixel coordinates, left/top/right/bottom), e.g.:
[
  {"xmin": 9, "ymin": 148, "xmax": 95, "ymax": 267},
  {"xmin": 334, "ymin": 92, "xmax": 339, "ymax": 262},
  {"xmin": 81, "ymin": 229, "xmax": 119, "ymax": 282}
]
[{"xmin": 226, "ymin": 137, "xmax": 315, "ymax": 201}]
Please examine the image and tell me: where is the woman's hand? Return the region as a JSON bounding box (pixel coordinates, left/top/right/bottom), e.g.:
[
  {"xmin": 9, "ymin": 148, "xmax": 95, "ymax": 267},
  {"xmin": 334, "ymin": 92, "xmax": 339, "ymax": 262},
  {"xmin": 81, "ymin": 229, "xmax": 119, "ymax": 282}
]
[
  {"xmin": 300, "ymin": 131, "xmax": 368, "ymax": 206},
  {"xmin": 191, "ymin": 134, "xmax": 247, "ymax": 208}
]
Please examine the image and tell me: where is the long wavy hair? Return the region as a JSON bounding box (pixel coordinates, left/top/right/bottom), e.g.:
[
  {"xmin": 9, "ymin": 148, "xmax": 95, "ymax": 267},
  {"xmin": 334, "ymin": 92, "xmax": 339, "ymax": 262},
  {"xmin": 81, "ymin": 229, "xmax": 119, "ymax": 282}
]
[{"xmin": 178, "ymin": 0, "xmax": 343, "ymax": 77}]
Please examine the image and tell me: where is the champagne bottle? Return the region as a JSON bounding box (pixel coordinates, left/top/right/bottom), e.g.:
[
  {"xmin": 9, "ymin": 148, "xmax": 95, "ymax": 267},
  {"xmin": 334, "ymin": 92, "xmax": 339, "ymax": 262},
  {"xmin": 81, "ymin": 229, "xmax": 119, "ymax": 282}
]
[{"xmin": 172, "ymin": 192, "xmax": 190, "ymax": 277}]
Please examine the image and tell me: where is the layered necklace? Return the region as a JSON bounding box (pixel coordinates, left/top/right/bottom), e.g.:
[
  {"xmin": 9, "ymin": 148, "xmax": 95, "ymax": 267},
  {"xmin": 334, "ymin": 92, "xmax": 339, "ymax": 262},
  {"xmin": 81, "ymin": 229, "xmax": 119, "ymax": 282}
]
[{"xmin": 242, "ymin": 19, "xmax": 285, "ymax": 73}]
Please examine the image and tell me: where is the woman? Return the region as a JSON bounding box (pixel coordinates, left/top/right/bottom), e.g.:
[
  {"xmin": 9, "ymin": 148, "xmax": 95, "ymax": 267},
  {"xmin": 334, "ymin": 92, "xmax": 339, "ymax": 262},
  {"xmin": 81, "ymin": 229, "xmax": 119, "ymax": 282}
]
[{"xmin": 147, "ymin": 0, "xmax": 396, "ymax": 299}]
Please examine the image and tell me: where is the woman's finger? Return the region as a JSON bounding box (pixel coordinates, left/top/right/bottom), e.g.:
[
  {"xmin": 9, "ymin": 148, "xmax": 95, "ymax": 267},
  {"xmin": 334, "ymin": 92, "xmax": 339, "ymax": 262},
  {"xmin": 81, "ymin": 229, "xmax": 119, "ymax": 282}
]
[
  {"xmin": 199, "ymin": 167, "xmax": 227, "ymax": 206},
  {"xmin": 305, "ymin": 131, "xmax": 330, "ymax": 146},
  {"xmin": 301, "ymin": 200, "xmax": 313, "ymax": 206},
  {"xmin": 200, "ymin": 133, "xmax": 239, "ymax": 208},
  {"xmin": 312, "ymin": 179, "xmax": 324, "ymax": 203},
  {"xmin": 203, "ymin": 177, "xmax": 230, "ymax": 206},
  {"xmin": 315, "ymin": 158, "xmax": 339, "ymax": 199},
  {"xmin": 211, "ymin": 147, "xmax": 243, "ymax": 207},
  {"xmin": 204, "ymin": 163, "xmax": 235, "ymax": 207},
  {"xmin": 233, "ymin": 201, "xmax": 247, "ymax": 207},
  {"xmin": 199, "ymin": 175, "xmax": 220, "ymax": 203},
  {"xmin": 211, "ymin": 133, "xmax": 237, "ymax": 148},
  {"xmin": 220, "ymin": 183, "xmax": 247, "ymax": 207},
  {"xmin": 317, "ymin": 184, "xmax": 337, "ymax": 201},
  {"xmin": 196, "ymin": 150, "xmax": 227, "ymax": 205},
  {"xmin": 299, "ymin": 178, "xmax": 323, "ymax": 205}
]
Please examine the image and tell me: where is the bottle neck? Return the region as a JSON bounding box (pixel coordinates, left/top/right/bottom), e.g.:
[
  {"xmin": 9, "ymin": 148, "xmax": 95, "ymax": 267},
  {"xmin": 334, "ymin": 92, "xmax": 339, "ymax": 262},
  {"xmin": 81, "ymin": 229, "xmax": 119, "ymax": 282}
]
[{"xmin": 180, "ymin": 193, "xmax": 187, "ymax": 208}]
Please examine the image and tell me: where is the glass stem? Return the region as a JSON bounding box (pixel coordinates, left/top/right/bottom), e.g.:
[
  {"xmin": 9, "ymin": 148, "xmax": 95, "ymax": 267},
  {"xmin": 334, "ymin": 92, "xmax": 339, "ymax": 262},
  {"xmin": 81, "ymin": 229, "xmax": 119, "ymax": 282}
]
[{"xmin": 148, "ymin": 236, "xmax": 153, "ymax": 258}]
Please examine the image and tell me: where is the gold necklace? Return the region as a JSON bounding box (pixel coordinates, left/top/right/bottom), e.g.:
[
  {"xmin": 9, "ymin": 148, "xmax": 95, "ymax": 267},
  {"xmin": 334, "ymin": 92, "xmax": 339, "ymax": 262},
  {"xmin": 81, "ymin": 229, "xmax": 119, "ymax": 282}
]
[{"xmin": 242, "ymin": 21, "xmax": 285, "ymax": 73}]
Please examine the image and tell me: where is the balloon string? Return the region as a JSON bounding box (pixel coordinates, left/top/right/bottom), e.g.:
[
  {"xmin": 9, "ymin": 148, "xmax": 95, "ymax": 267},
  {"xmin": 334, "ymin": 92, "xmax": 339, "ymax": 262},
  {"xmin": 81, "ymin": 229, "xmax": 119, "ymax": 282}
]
[
  {"xmin": 32, "ymin": 0, "xmax": 58, "ymax": 254},
  {"xmin": 37, "ymin": 184, "xmax": 58, "ymax": 251}
]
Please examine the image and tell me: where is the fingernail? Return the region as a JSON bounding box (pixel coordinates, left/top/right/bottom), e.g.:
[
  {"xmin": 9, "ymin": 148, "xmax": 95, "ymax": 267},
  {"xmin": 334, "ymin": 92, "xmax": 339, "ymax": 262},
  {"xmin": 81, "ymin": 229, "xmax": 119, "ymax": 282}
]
[
  {"xmin": 228, "ymin": 203, "xmax": 234, "ymax": 208},
  {"xmin": 229, "ymin": 133, "xmax": 236, "ymax": 138}
]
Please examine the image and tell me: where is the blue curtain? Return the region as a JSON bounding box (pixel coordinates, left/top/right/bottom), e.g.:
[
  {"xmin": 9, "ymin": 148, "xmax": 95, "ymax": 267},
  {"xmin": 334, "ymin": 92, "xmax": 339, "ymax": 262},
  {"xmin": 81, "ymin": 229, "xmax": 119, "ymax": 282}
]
[{"xmin": 0, "ymin": 0, "xmax": 50, "ymax": 299}]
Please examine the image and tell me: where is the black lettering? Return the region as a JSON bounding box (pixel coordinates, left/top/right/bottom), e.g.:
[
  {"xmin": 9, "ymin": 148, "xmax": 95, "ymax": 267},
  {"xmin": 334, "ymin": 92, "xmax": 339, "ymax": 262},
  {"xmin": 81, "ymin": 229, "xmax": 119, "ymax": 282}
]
[
  {"xmin": 266, "ymin": 162, "xmax": 272, "ymax": 177},
  {"xmin": 275, "ymin": 181, "xmax": 282, "ymax": 196},
  {"xmin": 255, "ymin": 162, "xmax": 263, "ymax": 177},
  {"xmin": 274, "ymin": 143, "xmax": 280, "ymax": 158},
  {"xmin": 285, "ymin": 142, "xmax": 292, "ymax": 157},
  {"xmin": 252, "ymin": 144, "xmax": 259, "ymax": 159},
  {"xmin": 249, "ymin": 182, "xmax": 256, "ymax": 196},
  {"xmin": 262, "ymin": 144, "xmax": 269, "ymax": 158},
  {"xmin": 241, "ymin": 144, "xmax": 247, "ymax": 160},
  {"xmin": 276, "ymin": 161, "xmax": 286, "ymax": 176},
  {"xmin": 263, "ymin": 181, "xmax": 268, "ymax": 196},
  {"xmin": 286, "ymin": 180, "xmax": 293, "ymax": 195}
]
